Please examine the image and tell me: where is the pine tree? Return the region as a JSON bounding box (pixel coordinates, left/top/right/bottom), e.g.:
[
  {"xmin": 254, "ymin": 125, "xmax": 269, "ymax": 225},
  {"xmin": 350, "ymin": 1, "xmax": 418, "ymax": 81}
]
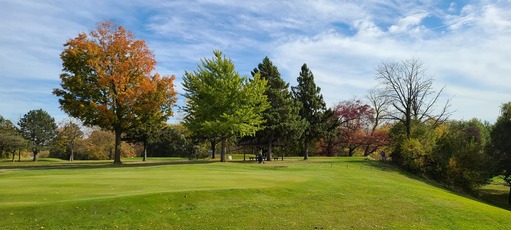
[
  {"xmin": 292, "ymin": 64, "xmax": 326, "ymax": 160},
  {"xmin": 251, "ymin": 57, "xmax": 305, "ymax": 161}
]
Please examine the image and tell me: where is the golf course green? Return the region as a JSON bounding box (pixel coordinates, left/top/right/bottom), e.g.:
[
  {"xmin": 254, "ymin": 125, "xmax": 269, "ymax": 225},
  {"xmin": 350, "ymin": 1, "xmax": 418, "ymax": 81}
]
[{"xmin": 1, "ymin": 157, "xmax": 510, "ymax": 229}]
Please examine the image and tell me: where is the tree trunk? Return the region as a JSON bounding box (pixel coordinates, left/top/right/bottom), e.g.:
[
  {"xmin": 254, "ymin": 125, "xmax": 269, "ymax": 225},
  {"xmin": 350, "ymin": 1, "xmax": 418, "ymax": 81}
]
[
  {"xmin": 405, "ymin": 108, "xmax": 411, "ymax": 139},
  {"xmin": 220, "ymin": 138, "xmax": 226, "ymax": 162},
  {"xmin": 18, "ymin": 149, "xmax": 21, "ymax": 162},
  {"xmin": 266, "ymin": 135, "xmax": 273, "ymax": 161},
  {"xmin": 348, "ymin": 147, "xmax": 355, "ymax": 157},
  {"xmin": 210, "ymin": 140, "xmax": 216, "ymax": 159},
  {"xmin": 142, "ymin": 139, "xmax": 148, "ymax": 162},
  {"xmin": 279, "ymin": 146, "xmax": 284, "ymax": 161},
  {"xmin": 11, "ymin": 151, "xmax": 15, "ymax": 162},
  {"xmin": 32, "ymin": 149, "xmax": 38, "ymax": 161},
  {"xmin": 69, "ymin": 149, "xmax": 74, "ymax": 161},
  {"xmin": 365, "ymin": 125, "xmax": 377, "ymax": 156},
  {"xmin": 363, "ymin": 145, "xmax": 371, "ymax": 157},
  {"xmin": 508, "ymin": 186, "xmax": 511, "ymax": 205},
  {"xmin": 113, "ymin": 128, "xmax": 122, "ymax": 164},
  {"xmin": 303, "ymin": 139, "xmax": 309, "ymax": 160},
  {"xmin": 326, "ymin": 139, "xmax": 334, "ymax": 157}
]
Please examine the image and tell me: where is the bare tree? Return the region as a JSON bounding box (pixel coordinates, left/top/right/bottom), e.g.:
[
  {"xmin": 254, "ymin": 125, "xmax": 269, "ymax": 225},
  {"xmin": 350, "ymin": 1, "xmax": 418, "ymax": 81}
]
[
  {"xmin": 366, "ymin": 88, "xmax": 390, "ymax": 133},
  {"xmin": 363, "ymin": 88, "xmax": 391, "ymax": 155},
  {"xmin": 376, "ymin": 58, "xmax": 451, "ymax": 138}
]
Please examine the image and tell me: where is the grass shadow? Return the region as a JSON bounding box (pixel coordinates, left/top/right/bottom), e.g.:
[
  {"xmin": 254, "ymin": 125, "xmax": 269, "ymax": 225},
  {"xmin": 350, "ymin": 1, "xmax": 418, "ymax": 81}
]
[
  {"xmin": 362, "ymin": 158, "xmax": 511, "ymax": 212},
  {"xmin": 477, "ymin": 187, "xmax": 511, "ymax": 211},
  {"xmin": 0, "ymin": 158, "xmax": 216, "ymax": 171}
]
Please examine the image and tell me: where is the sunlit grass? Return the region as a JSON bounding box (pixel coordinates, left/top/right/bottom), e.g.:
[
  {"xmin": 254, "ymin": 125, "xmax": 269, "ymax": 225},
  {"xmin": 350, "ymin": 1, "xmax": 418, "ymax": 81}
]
[{"xmin": 0, "ymin": 157, "xmax": 510, "ymax": 229}]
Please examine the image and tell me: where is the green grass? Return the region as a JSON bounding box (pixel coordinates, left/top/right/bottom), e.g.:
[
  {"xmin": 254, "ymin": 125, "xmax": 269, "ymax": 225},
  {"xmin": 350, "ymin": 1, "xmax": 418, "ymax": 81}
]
[
  {"xmin": 0, "ymin": 157, "xmax": 510, "ymax": 229},
  {"xmin": 478, "ymin": 177, "xmax": 511, "ymax": 211}
]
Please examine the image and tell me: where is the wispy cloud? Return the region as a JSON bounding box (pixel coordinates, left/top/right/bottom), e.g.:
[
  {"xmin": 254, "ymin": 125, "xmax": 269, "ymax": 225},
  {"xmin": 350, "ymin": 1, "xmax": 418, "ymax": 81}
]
[
  {"xmin": 0, "ymin": 0, "xmax": 510, "ymax": 123},
  {"xmin": 270, "ymin": 1, "xmax": 511, "ymax": 122}
]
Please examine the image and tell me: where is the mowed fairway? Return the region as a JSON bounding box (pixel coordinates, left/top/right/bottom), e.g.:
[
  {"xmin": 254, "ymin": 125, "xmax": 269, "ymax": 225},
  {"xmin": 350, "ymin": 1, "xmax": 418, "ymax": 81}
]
[{"xmin": 1, "ymin": 157, "xmax": 510, "ymax": 229}]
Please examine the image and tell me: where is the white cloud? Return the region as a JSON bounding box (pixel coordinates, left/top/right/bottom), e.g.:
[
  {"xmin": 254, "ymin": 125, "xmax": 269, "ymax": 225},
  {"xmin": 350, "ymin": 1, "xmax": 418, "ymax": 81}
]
[
  {"xmin": 478, "ymin": 4, "xmax": 511, "ymax": 32},
  {"xmin": 1, "ymin": 0, "xmax": 511, "ymax": 123},
  {"xmin": 388, "ymin": 12, "xmax": 429, "ymax": 34},
  {"xmin": 353, "ymin": 18, "xmax": 386, "ymax": 39},
  {"xmin": 271, "ymin": 2, "xmax": 511, "ymax": 122},
  {"xmin": 448, "ymin": 2, "xmax": 457, "ymax": 12}
]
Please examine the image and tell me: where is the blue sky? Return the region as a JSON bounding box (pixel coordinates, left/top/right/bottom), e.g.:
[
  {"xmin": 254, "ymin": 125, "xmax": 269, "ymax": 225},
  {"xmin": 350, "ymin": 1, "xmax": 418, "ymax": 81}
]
[{"xmin": 1, "ymin": 0, "xmax": 510, "ymax": 124}]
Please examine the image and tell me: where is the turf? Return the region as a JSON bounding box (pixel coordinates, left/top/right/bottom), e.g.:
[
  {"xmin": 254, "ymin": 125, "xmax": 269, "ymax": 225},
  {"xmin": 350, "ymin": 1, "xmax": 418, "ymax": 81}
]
[{"xmin": 0, "ymin": 157, "xmax": 510, "ymax": 229}]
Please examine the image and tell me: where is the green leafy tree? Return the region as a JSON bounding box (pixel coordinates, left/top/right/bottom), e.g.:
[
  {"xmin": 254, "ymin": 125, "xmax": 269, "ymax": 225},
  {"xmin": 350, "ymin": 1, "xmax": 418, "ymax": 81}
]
[
  {"xmin": 0, "ymin": 116, "xmax": 17, "ymax": 158},
  {"xmin": 148, "ymin": 124, "xmax": 194, "ymax": 157},
  {"xmin": 53, "ymin": 21, "xmax": 177, "ymax": 164},
  {"xmin": 250, "ymin": 57, "xmax": 305, "ymax": 161},
  {"xmin": 292, "ymin": 64, "xmax": 327, "ymax": 160},
  {"xmin": 51, "ymin": 120, "xmax": 85, "ymax": 161},
  {"xmin": 18, "ymin": 109, "xmax": 57, "ymax": 161},
  {"xmin": 182, "ymin": 50, "xmax": 269, "ymax": 162},
  {"xmin": 389, "ymin": 120, "xmax": 437, "ymax": 170},
  {"xmin": 0, "ymin": 116, "xmax": 27, "ymax": 161},
  {"xmin": 123, "ymin": 113, "xmax": 165, "ymax": 162},
  {"xmin": 433, "ymin": 119, "xmax": 490, "ymax": 191},
  {"xmin": 489, "ymin": 102, "xmax": 511, "ymax": 204},
  {"xmin": 55, "ymin": 120, "xmax": 84, "ymax": 161}
]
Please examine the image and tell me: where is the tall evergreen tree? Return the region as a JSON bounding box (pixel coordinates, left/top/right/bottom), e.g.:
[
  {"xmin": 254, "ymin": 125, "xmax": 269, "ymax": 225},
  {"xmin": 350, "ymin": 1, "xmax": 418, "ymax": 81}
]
[
  {"xmin": 251, "ymin": 57, "xmax": 305, "ymax": 161},
  {"xmin": 182, "ymin": 50, "xmax": 269, "ymax": 162},
  {"xmin": 292, "ymin": 64, "xmax": 326, "ymax": 160}
]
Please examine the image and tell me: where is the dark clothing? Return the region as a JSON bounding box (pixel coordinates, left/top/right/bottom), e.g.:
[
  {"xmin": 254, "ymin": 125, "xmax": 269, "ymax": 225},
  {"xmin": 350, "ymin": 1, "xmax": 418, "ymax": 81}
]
[{"xmin": 380, "ymin": 151, "xmax": 386, "ymax": 162}]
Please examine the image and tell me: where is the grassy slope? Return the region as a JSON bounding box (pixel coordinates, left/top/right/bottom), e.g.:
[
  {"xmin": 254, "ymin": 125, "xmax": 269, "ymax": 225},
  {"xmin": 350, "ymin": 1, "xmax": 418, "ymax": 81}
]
[
  {"xmin": 0, "ymin": 157, "xmax": 510, "ymax": 229},
  {"xmin": 478, "ymin": 177, "xmax": 511, "ymax": 211}
]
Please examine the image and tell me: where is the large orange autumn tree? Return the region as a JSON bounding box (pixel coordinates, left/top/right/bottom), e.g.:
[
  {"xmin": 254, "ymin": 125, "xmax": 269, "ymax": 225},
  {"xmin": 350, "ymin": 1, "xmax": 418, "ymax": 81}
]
[{"xmin": 54, "ymin": 21, "xmax": 177, "ymax": 164}]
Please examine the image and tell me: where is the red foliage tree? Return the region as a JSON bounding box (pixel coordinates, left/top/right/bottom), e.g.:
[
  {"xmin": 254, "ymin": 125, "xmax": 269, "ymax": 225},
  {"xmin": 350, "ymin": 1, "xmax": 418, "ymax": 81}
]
[
  {"xmin": 334, "ymin": 99, "xmax": 374, "ymax": 156},
  {"xmin": 363, "ymin": 127, "xmax": 390, "ymax": 156}
]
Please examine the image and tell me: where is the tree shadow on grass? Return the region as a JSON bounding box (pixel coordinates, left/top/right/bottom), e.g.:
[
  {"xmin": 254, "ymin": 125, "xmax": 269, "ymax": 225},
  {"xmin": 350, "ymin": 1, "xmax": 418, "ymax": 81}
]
[
  {"xmin": 362, "ymin": 158, "xmax": 511, "ymax": 212},
  {"xmin": 228, "ymin": 160, "xmax": 259, "ymax": 164},
  {"xmin": 0, "ymin": 159, "xmax": 216, "ymax": 171},
  {"xmin": 477, "ymin": 187, "xmax": 511, "ymax": 211},
  {"xmin": 360, "ymin": 158, "xmax": 398, "ymax": 171}
]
